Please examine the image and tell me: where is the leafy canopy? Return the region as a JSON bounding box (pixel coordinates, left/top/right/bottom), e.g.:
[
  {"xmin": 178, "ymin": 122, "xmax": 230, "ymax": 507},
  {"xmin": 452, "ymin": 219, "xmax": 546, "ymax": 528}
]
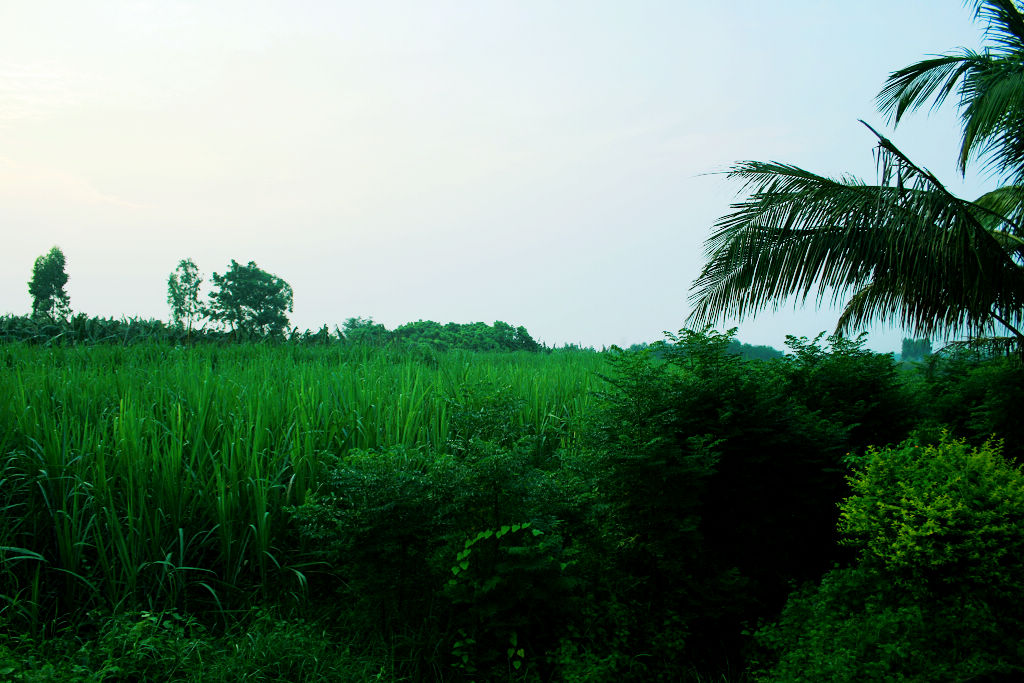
[
  {"xmin": 207, "ymin": 260, "xmax": 293, "ymax": 337},
  {"xmin": 28, "ymin": 246, "xmax": 71, "ymax": 320},
  {"xmin": 167, "ymin": 257, "xmax": 203, "ymax": 330}
]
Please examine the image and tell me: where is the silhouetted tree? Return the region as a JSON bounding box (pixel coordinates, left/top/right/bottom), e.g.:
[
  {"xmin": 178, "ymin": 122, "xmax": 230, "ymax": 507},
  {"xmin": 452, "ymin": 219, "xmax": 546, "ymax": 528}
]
[
  {"xmin": 28, "ymin": 246, "xmax": 70, "ymax": 320},
  {"xmin": 207, "ymin": 260, "xmax": 293, "ymax": 337}
]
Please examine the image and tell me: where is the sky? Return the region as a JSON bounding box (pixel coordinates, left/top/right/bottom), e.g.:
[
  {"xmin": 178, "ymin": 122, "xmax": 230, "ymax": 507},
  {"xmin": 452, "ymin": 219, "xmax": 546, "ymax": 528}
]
[{"xmin": 0, "ymin": 1, "xmax": 999, "ymax": 351}]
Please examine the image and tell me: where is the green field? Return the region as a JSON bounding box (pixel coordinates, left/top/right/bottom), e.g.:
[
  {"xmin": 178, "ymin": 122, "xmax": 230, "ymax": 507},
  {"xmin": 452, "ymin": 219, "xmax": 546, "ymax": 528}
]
[
  {"xmin": 2, "ymin": 337, "xmax": 1023, "ymax": 681},
  {"xmin": 0, "ymin": 342, "xmax": 607, "ymax": 680}
]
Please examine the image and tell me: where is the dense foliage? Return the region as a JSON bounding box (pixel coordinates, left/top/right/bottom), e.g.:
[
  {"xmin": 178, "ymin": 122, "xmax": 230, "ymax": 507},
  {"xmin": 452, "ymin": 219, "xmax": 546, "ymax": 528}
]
[
  {"xmin": 167, "ymin": 258, "xmax": 203, "ymax": 331},
  {"xmin": 27, "ymin": 247, "xmax": 70, "ymax": 321},
  {"xmin": 758, "ymin": 437, "xmax": 1024, "ymax": 681},
  {"xmin": 0, "ymin": 313, "xmax": 550, "ymax": 353},
  {"xmin": 1, "ymin": 330, "xmax": 1020, "ymax": 680},
  {"xmin": 207, "ymin": 260, "xmax": 295, "ymax": 336}
]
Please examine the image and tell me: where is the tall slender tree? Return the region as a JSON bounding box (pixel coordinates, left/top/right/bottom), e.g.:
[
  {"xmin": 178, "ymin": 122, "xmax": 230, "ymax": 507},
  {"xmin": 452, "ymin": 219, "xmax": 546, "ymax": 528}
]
[
  {"xmin": 689, "ymin": 0, "xmax": 1024, "ymax": 348},
  {"xmin": 28, "ymin": 246, "xmax": 71, "ymax": 320},
  {"xmin": 167, "ymin": 258, "xmax": 203, "ymax": 331}
]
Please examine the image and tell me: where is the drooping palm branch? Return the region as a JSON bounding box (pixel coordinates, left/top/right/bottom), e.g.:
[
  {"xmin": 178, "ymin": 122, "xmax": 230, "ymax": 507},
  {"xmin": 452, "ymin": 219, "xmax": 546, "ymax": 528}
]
[
  {"xmin": 877, "ymin": 0, "xmax": 1024, "ymax": 182},
  {"xmin": 687, "ymin": 124, "xmax": 1024, "ymax": 342}
]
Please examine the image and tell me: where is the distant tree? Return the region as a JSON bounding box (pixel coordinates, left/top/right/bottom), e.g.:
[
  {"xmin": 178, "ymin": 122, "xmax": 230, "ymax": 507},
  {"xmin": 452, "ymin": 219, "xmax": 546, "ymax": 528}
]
[
  {"xmin": 167, "ymin": 258, "xmax": 203, "ymax": 331},
  {"xmin": 901, "ymin": 337, "xmax": 932, "ymax": 361},
  {"xmin": 343, "ymin": 316, "xmax": 391, "ymax": 345},
  {"xmin": 207, "ymin": 260, "xmax": 293, "ymax": 337},
  {"xmin": 726, "ymin": 339, "xmax": 785, "ymax": 361},
  {"xmin": 512, "ymin": 324, "xmax": 541, "ymax": 352},
  {"xmin": 391, "ymin": 320, "xmax": 542, "ymax": 352},
  {"xmin": 28, "ymin": 246, "xmax": 71, "ymax": 320}
]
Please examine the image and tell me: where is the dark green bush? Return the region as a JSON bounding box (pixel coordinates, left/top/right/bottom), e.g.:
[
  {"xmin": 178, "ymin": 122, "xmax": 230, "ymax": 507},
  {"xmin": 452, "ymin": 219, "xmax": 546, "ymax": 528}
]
[
  {"xmin": 288, "ymin": 437, "xmax": 585, "ymax": 680},
  {"xmin": 915, "ymin": 351, "xmax": 1024, "ymax": 461},
  {"xmin": 585, "ymin": 329, "xmax": 915, "ymax": 677}
]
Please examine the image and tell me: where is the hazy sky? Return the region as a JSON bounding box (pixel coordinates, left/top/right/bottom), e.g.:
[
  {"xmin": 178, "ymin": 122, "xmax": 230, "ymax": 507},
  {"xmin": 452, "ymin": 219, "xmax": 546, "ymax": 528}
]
[{"xmin": 0, "ymin": 1, "xmax": 997, "ymax": 351}]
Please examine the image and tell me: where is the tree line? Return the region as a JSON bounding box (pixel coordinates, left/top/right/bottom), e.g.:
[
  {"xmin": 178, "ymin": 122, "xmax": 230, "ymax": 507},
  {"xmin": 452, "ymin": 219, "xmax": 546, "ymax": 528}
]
[{"xmin": 20, "ymin": 252, "xmax": 544, "ymax": 351}]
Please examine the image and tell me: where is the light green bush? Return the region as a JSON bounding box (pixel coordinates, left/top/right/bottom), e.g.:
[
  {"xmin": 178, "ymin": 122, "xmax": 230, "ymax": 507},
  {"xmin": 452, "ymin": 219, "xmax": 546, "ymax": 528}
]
[{"xmin": 759, "ymin": 436, "xmax": 1024, "ymax": 682}]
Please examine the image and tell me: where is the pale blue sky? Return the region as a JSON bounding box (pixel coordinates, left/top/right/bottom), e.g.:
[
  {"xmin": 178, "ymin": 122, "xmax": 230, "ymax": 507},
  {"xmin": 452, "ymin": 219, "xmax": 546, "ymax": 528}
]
[{"xmin": 0, "ymin": 1, "xmax": 994, "ymax": 350}]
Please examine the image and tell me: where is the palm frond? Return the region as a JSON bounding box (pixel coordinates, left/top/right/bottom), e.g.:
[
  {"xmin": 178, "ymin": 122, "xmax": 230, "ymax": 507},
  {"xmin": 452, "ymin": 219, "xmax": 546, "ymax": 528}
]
[
  {"xmin": 877, "ymin": 51, "xmax": 984, "ymax": 124},
  {"xmin": 688, "ymin": 129, "xmax": 1024, "ymax": 341},
  {"xmin": 971, "ymin": 0, "xmax": 1024, "ymax": 55},
  {"xmin": 973, "ymin": 185, "xmax": 1024, "ymax": 236},
  {"xmin": 877, "ymin": 1, "xmax": 1024, "ymax": 181},
  {"xmin": 957, "ymin": 58, "xmax": 1024, "ymax": 177}
]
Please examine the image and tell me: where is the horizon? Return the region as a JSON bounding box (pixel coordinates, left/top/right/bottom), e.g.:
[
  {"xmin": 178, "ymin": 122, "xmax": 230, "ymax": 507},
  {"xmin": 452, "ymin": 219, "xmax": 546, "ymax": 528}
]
[{"xmin": 1, "ymin": 2, "xmax": 996, "ymax": 354}]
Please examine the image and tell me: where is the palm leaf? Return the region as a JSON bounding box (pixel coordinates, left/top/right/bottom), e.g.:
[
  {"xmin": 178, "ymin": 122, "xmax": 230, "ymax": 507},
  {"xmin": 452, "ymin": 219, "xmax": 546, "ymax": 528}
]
[
  {"xmin": 972, "ymin": 0, "xmax": 1024, "ymax": 54},
  {"xmin": 688, "ymin": 126, "xmax": 1024, "ymax": 341},
  {"xmin": 973, "ymin": 185, "xmax": 1024, "ymax": 236},
  {"xmin": 876, "ymin": 0, "xmax": 1024, "ymax": 181}
]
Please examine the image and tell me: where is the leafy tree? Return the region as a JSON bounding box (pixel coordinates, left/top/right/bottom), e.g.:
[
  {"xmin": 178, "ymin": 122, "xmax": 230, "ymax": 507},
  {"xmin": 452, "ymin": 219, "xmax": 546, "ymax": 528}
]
[
  {"xmin": 689, "ymin": 1, "xmax": 1024, "ymax": 348},
  {"xmin": 341, "ymin": 316, "xmax": 390, "ymax": 345},
  {"xmin": 166, "ymin": 258, "xmax": 203, "ymax": 331},
  {"xmin": 391, "ymin": 320, "xmax": 542, "ymax": 352},
  {"xmin": 207, "ymin": 260, "xmax": 293, "ymax": 337},
  {"xmin": 726, "ymin": 338, "xmax": 784, "ymax": 360},
  {"xmin": 511, "ymin": 324, "xmax": 540, "ymax": 352},
  {"xmin": 28, "ymin": 246, "xmax": 71, "ymax": 320},
  {"xmin": 590, "ymin": 329, "xmax": 873, "ymax": 673}
]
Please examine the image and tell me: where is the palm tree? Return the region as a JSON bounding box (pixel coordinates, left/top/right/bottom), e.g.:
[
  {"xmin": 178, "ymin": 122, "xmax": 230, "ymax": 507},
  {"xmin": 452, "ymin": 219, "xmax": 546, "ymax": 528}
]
[
  {"xmin": 879, "ymin": 0, "xmax": 1024, "ymax": 183},
  {"xmin": 688, "ymin": 0, "xmax": 1024, "ymax": 347}
]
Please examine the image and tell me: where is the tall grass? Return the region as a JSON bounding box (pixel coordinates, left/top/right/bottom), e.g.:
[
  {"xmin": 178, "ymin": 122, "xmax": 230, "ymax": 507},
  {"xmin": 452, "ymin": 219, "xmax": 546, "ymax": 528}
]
[{"xmin": 0, "ymin": 343, "xmax": 601, "ymax": 628}]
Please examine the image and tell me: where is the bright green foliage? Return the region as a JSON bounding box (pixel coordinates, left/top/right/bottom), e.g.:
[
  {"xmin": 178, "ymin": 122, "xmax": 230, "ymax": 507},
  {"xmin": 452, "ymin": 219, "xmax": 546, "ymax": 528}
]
[
  {"xmin": 4, "ymin": 328, "xmax": 1019, "ymax": 679},
  {"xmin": 166, "ymin": 258, "xmax": 203, "ymax": 331},
  {"xmin": 842, "ymin": 437, "xmax": 1024, "ymax": 591},
  {"xmin": 0, "ymin": 343, "xmax": 599, "ymax": 633},
  {"xmin": 27, "ymin": 246, "xmax": 70, "ymax": 321},
  {"xmin": 393, "ymin": 319, "xmax": 542, "ymax": 352},
  {"xmin": 340, "ymin": 316, "xmax": 390, "ymax": 345},
  {"xmin": 760, "ymin": 436, "xmax": 1024, "ymax": 681},
  {"xmin": 207, "ymin": 260, "xmax": 293, "ymax": 337}
]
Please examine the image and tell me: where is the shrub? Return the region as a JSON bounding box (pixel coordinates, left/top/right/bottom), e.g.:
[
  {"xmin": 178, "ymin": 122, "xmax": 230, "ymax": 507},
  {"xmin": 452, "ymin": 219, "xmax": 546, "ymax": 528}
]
[{"xmin": 759, "ymin": 437, "xmax": 1024, "ymax": 682}]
